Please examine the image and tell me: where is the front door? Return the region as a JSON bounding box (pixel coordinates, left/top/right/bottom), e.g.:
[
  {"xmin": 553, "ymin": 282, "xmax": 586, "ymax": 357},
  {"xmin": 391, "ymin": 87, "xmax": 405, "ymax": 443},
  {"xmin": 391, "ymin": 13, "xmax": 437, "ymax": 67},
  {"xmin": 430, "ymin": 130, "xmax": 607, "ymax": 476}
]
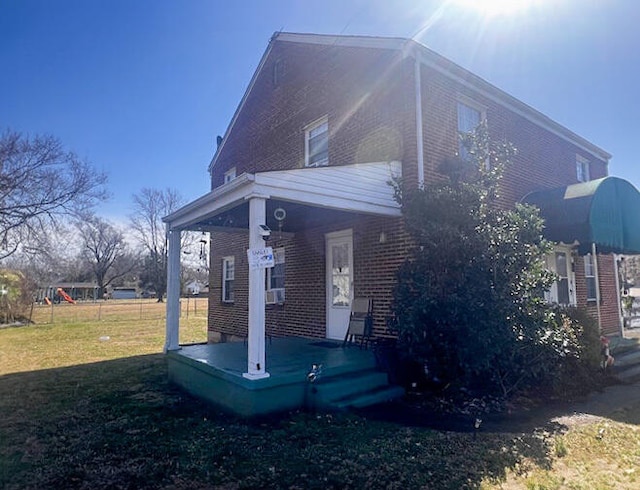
[
  {"xmin": 325, "ymin": 229, "xmax": 353, "ymax": 340},
  {"xmin": 546, "ymin": 246, "xmax": 577, "ymax": 306}
]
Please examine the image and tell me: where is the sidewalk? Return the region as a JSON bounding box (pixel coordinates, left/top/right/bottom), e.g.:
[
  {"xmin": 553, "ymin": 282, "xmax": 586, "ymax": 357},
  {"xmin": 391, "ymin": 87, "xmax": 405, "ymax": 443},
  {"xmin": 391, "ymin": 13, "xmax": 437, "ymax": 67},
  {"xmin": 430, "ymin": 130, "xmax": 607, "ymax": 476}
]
[{"xmin": 361, "ymin": 333, "xmax": 640, "ymax": 433}]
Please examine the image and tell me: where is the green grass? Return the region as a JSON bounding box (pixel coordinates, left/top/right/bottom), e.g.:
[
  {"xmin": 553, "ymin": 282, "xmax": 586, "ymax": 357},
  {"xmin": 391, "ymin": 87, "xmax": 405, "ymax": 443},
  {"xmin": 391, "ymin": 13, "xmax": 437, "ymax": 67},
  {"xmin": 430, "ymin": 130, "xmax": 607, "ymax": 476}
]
[{"xmin": 2, "ymin": 310, "xmax": 640, "ymax": 489}]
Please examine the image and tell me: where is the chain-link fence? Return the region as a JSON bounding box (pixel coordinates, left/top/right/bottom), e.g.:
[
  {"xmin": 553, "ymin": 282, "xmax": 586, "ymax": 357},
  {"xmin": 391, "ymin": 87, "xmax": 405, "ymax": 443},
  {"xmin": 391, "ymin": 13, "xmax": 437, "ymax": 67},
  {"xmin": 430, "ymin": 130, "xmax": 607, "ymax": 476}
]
[{"xmin": 30, "ymin": 298, "xmax": 208, "ymax": 325}]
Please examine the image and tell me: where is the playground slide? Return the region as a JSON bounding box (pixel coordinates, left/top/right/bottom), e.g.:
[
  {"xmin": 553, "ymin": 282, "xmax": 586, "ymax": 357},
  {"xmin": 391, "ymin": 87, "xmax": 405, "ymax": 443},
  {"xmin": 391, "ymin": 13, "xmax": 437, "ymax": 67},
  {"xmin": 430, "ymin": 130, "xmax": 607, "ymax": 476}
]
[{"xmin": 56, "ymin": 288, "xmax": 76, "ymax": 304}]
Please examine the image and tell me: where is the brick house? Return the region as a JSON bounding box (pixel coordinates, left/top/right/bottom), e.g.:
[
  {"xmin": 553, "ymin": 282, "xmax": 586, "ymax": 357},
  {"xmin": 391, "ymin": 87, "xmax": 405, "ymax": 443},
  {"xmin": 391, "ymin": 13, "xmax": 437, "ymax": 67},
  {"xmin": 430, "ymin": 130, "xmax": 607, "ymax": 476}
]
[{"xmin": 164, "ymin": 32, "xmax": 640, "ymax": 381}]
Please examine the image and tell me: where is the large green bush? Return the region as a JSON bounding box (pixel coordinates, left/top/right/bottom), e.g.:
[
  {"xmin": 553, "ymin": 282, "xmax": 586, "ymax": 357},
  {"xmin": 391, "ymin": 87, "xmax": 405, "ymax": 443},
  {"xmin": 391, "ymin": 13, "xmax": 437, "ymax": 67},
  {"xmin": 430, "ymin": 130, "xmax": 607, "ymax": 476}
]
[{"xmin": 392, "ymin": 123, "xmax": 599, "ymax": 396}]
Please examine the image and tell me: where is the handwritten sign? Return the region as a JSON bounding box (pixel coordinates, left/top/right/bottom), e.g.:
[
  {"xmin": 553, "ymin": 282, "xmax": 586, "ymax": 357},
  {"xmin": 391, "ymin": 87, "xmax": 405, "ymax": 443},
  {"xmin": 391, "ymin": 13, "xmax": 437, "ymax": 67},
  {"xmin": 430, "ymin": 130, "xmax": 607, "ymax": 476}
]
[{"xmin": 247, "ymin": 247, "xmax": 274, "ymax": 270}]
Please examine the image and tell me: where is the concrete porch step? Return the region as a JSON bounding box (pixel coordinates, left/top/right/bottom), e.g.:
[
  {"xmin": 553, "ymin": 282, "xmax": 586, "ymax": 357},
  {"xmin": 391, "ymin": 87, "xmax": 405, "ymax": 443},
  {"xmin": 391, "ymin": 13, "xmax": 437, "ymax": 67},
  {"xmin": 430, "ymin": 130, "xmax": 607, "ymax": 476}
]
[
  {"xmin": 332, "ymin": 384, "xmax": 406, "ymax": 410},
  {"xmin": 307, "ymin": 366, "xmax": 405, "ymax": 412},
  {"xmin": 614, "ymin": 348, "xmax": 640, "ymax": 368},
  {"xmin": 612, "ymin": 342, "xmax": 640, "ymax": 383},
  {"xmin": 616, "ymin": 364, "xmax": 640, "ymax": 384},
  {"xmin": 313, "ymin": 370, "xmax": 390, "ymax": 403}
]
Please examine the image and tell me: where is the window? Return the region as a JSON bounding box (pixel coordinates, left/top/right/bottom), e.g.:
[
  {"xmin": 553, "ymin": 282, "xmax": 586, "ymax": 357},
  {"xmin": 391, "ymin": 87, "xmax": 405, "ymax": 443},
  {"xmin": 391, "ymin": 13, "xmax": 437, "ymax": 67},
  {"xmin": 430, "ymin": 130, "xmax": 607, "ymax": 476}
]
[
  {"xmin": 273, "ymin": 59, "xmax": 285, "ymax": 86},
  {"xmin": 457, "ymin": 101, "xmax": 483, "ymax": 160},
  {"xmin": 224, "ymin": 167, "xmax": 236, "ymax": 184},
  {"xmin": 305, "ymin": 116, "xmax": 328, "ymax": 167},
  {"xmin": 584, "ymin": 254, "xmax": 597, "ymax": 301},
  {"xmin": 266, "ymin": 248, "xmax": 285, "ymax": 304},
  {"xmin": 222, "ymin": 256, "xmax": 234, "ymax": 303},
  {"xmin": 576, "ymin": 155, "xmax": 590, "ymax": 182}
]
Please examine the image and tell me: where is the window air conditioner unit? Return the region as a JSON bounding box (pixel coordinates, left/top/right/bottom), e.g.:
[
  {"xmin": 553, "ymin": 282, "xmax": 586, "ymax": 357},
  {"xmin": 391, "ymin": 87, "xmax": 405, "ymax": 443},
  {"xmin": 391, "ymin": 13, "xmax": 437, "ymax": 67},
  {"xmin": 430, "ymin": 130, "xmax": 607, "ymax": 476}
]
[{"xmin": 265, "ymin": 288, "xmax": 285, "ymax": 305}]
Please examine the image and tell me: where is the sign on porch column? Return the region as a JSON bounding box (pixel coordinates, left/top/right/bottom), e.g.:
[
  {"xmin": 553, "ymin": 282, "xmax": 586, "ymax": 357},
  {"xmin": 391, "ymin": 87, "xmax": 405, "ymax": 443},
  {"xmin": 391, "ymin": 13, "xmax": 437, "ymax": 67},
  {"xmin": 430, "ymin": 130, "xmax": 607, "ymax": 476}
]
[
  {"xmin": 243, "ymin": 196, "xmax": 270, "ymax": 380},
  {"xmin": 247, "ymin": 247, "xmax": 274, "ymax": 270}
]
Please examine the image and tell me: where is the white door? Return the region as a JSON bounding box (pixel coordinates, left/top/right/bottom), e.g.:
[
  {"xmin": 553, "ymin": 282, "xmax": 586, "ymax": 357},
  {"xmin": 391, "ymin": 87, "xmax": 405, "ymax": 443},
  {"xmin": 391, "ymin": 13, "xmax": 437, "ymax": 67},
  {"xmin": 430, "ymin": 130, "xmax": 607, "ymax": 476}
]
[
  {"xmin": 325, "ymin": 229, "xmax": 353, "ymax": 340},
  {"xmin": 546, "ymin": 246, "xmax": 577, "ymax": 306}
]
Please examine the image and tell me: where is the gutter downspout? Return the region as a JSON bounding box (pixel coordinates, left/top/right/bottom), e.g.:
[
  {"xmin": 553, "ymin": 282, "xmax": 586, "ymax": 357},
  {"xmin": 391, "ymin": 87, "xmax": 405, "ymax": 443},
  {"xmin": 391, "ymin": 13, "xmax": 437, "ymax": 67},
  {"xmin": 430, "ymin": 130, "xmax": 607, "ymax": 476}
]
[
  {"xmin": 414, "ymin": 50, "xmax": 425, "ymax": 187},
  {"xmin": 592, "ymin": 242, "xmax": 602, "ymax": 332}
]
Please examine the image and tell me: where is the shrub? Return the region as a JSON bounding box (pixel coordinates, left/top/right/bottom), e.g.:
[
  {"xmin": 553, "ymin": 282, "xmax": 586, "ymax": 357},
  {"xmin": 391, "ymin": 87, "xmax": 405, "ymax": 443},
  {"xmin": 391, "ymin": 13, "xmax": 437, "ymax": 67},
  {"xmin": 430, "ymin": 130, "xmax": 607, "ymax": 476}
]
[
  {"xmin": 391, "ymin": 123, "xmax": 596, "ymax": 397},
  {"xmin": 547, "ymin": 306, "xmax": 603, "ymax": 397},
  {"xmin": 0, "ymin": 269, "xmax": 34, "ymax": 324}
]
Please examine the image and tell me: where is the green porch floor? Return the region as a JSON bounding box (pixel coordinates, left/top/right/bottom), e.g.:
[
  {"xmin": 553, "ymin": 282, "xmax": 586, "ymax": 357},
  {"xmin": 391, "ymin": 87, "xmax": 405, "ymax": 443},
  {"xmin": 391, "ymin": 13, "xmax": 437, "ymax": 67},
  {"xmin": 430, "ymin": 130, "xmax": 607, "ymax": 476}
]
[{"xmin": 167, "ymin": 337, "xmax": 403, "ymax": 417}]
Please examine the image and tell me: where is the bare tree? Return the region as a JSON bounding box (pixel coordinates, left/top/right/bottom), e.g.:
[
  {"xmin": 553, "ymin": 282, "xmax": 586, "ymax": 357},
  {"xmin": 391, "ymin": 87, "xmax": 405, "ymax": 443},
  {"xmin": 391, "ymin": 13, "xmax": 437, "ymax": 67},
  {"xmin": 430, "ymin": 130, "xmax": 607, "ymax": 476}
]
[
  {"xmin": 75, "ymin": 215, "xmax": 137, "ymax": 297},
  {"xmin": 129, "ymin": 188, "xmax": 183, "ymax": 302},
  {"xmin": 0, "ymin": 130, "xmax": 107, "ymax": 260}
]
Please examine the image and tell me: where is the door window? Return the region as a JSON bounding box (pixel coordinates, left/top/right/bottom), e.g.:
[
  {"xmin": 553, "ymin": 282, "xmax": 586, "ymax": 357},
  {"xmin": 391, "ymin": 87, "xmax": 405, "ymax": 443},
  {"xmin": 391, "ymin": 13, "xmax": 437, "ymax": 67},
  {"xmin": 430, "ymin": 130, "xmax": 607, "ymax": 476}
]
[{"xmin": 331, "ymin": 242, "xmax": 350, "ymax": 307}]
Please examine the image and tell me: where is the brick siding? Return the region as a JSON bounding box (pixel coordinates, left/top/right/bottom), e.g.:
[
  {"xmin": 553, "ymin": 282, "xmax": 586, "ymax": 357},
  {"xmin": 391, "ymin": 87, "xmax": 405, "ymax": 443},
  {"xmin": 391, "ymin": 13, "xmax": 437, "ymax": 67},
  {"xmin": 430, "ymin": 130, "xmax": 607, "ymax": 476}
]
[{"xmin": 207, "ymin": 36, "xmax": 620, "ymax": 341}]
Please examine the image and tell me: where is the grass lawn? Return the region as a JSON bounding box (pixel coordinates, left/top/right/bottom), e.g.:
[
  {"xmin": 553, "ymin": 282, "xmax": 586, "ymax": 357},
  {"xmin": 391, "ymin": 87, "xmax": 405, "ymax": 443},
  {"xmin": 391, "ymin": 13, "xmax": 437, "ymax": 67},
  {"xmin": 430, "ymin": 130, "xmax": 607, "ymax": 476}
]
[{"xmin": 1, "ymin": 307, "xmax": 640, "ymax": 489}]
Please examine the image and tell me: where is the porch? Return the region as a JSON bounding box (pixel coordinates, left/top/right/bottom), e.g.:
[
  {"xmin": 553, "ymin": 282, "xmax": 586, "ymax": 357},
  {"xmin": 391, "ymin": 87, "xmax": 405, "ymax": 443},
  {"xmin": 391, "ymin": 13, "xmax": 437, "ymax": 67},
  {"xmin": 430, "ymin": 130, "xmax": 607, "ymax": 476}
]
[
  {"xmin": 162, "ymin": 161, "xmax": 404, "ymax": 416},
  {"xmin": 167, "ymin": 337, "xmax": 404, "ymax": 417}
]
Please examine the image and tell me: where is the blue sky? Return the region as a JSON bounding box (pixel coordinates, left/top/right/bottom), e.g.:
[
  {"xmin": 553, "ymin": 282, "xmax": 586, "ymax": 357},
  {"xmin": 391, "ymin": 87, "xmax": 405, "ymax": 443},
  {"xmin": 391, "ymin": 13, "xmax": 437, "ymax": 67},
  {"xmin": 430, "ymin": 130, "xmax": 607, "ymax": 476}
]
[{"xmin": 2, "ymin": 0, "xmax": 639, "ymax": 223}]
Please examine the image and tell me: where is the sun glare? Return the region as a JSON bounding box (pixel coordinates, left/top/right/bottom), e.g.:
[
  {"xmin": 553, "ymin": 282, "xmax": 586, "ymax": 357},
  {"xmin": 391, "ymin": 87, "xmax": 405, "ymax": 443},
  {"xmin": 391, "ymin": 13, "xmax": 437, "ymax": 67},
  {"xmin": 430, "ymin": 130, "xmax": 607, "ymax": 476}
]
[{"xmin": 451, "ymin": 0, "xmax": 543, "ymax": 17}]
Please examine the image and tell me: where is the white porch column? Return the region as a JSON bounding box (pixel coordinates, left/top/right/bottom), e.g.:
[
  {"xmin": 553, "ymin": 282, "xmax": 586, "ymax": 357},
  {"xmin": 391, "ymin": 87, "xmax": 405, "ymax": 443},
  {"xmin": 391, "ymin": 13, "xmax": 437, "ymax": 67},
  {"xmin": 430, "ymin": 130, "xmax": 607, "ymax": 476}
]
[
  {"xmin": 243, "ymin": 195, "xmax": 270, "ymax": 379},
  {"xmin": 164, "ymin": 226, "xmax": 181, "ymax": 352},
  {"xmin": 592, "ymin": 242, "xmax": 602, "ymax": 331}
]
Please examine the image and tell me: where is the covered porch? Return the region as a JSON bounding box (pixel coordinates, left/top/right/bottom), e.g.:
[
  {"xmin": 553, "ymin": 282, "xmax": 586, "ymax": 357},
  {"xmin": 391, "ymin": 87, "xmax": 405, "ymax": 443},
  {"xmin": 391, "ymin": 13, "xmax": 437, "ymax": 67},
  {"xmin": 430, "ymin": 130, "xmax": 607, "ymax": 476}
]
[
  {"xmin": 524, "ymin": 176, "xmax": 640, "ymax": 335},
  {"xmin": 162, "ymin": 161, "xmax": 403, "ymax": 416}
]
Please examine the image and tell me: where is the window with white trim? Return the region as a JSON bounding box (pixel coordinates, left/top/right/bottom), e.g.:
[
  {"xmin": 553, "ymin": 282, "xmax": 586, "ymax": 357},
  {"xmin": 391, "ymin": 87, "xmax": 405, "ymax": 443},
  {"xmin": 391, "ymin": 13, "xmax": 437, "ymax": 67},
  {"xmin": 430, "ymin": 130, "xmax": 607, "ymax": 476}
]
[
  {"xmin": 584, "ymin": 253, "xmax": 597, "ymax": 301},
  {"xmin": 224, "ymin": 167, "xmax": 236, "ymax": 184},
  {"xmin": 222, "ymin": 256, "xmax": 234, "ymax": 303},
  {"xmin": 576, "ymin": 155, "xmax": 590, "ymax": 182},
  {"xmin": 457, "ymin": 100, "xmax": 484, "ymax": 160},
  {"xmin": 305, "ymin": 116, "xmax": 328, "ymax": 167},
  {"xmin": 266, "ymin": 247, "xmax": 285, "ymax": 304}
]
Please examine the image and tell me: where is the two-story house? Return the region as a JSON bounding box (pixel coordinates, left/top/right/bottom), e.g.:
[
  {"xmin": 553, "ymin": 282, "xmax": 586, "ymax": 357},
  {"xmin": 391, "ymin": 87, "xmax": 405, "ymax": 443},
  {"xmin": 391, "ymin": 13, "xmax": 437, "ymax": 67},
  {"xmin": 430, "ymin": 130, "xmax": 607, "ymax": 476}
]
[{"xmin": 162, "ymin": 32, "xmax": 640, "ymax": 415}]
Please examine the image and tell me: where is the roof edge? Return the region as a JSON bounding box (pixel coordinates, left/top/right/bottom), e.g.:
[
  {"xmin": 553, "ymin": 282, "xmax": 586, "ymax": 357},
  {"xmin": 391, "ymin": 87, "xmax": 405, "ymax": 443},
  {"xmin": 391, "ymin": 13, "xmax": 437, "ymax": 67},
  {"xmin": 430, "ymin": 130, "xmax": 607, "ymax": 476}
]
[
  {"xmin": 207, "ymin": 34, "xmax": 277, "ymax": 174},
  {"xmin": 208, "ymin": 31, "xmax": 611, "ymax": 175}
]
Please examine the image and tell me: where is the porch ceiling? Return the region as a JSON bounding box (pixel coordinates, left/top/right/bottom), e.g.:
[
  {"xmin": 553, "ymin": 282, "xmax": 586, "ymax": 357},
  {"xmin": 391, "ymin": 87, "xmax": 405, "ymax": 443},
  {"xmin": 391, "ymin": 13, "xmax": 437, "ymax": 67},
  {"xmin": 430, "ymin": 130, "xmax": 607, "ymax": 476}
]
[
  {"xmin": 523, "ymin": 176, "xmax": 640, "ymax": 254},
  {"xmin": 163, "ymin": 161, "xmax": 402, "ymax": 231}
]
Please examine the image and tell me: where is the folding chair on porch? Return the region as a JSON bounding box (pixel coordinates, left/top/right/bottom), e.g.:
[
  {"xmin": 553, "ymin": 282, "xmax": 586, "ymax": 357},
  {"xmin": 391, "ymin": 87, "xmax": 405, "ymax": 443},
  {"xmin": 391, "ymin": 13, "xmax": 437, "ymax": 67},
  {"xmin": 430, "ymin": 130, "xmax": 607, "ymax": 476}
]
[{"xmin": 343, "ymin": 298, "xmax": 373, "ymax": 349}]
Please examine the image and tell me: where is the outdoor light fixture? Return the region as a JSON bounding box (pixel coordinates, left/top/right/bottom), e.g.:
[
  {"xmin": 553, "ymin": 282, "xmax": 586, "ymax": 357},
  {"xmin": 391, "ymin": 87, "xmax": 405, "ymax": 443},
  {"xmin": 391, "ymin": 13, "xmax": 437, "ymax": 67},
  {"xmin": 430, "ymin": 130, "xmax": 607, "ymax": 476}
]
[{"xmin": 274, "ymin": 207, "xmax": 286, "ymax": 239}]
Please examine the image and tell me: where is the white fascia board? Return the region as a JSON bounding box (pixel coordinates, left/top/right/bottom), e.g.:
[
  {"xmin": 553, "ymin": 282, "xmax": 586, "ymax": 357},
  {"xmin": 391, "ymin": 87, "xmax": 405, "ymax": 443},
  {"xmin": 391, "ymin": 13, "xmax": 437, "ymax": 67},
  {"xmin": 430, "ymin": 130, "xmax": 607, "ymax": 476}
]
[
  {"xmin": 275, "ymin": 32, "xmax": 406, "ymax": 51},
  {"xmin": 164, "ymin": 174, "xmax": 256, "ymax": 230}
]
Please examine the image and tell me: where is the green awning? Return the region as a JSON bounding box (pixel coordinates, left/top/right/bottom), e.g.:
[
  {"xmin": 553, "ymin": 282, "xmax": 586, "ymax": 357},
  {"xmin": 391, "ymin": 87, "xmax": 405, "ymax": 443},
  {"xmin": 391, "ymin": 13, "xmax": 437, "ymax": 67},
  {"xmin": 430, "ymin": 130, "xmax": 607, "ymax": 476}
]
[{"xmin": 523, "ymin": 177, "xmax": 640, "ymax": 254}]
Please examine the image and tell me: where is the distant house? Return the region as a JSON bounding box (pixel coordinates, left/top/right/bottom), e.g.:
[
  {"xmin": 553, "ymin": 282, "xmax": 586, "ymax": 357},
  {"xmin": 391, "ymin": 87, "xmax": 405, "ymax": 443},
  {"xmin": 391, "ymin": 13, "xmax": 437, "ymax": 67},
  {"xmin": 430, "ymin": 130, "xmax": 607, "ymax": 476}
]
[
  {"xmin": 160, "ymin": 33, "xmax": 640, "ymax": 415},
  {"xmin": 110, "ymin": 287, "xmax": 137, "ymax": 300},
  {"xmin": 184, "ymin": 280, "xmax": 207, "ymax": 296}
]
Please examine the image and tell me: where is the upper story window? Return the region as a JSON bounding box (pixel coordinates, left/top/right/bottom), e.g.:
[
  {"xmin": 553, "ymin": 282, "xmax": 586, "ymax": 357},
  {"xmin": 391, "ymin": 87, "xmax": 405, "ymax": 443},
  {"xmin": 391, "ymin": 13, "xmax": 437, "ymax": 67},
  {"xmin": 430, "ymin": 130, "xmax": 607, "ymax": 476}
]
[
  {"xmin": 224, "ymin": 167, "xmax": 236, "ymax": 184},
  {"xmin": 305, "ymin": 116, "xmax": 329, "ymax": 167},
  {"xmin": 576, "ymin": 155, "xmax": 590, "ymax": 182},
  {"xmin": 222, "ymin": 256, "xmax": 235, "ymax": 303},
  {"xmin": 457, "ymin": 100, "xmax": 484, "ymax": 160}
]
